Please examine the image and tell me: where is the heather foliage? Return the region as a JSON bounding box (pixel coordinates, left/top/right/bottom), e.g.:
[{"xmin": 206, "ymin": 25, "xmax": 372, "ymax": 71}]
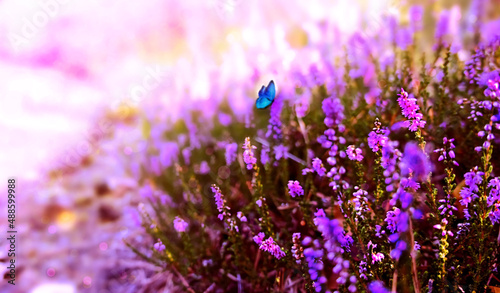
[{"xmin": 126, "ymin": 6, "xmax": 500, "ymax": 293}]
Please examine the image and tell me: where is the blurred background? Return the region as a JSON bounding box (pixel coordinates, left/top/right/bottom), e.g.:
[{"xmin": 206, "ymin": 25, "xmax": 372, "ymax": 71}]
[{"xmin": 0, "ymin": 0, "xmax": 498, "ymax": 292}]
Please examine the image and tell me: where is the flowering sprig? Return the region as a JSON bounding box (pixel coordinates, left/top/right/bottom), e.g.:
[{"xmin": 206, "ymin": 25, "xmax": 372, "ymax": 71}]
[
  {"xmin": 487, "ymin": 178, "xmax": 500, "ymax": 224},
  {"xmin": 302, "ymin": 237, "xmax": 326, "ymax": 292},
  {"xmin": 368, "ymin": 119, "xmax": 389, "ymax": 153},
  {"xmin": 459, "ymin": 167, "xmax": 484, "ymax": 217},
  {"xmin": 288, "ymin": 180, "xmax": 304, "ymax": 198},
  {"xmin": 254, "ymin": 232, "xmax": 285, "ymax": 260},
  {"xmin": 225, "ymin": 142, "xmax": 238, "ymax": 165},
  {"xmin": 397, "ymin": 88, "xmax": 426, "ymax": 132},
  {"xmin": 291, "ymin": 233, "xmax": 303, "ymax": 264},
  {"xmin": 433, "ymin": 137, "xmax": 458, "ymax": 166},
  {"xmin": 243, "ymin": 137, "xmax": 257, "ymax": 170},
  {"xmin": 347, "ymin": 145, "xmax": 364, "ymax": 161},
  {"xmin": 211, "ymin": 185, "xmax": 239, "ymax": 232},
  {"xmin": 313, "ymin": 209, "xmax": 357, "ymax": 290}
]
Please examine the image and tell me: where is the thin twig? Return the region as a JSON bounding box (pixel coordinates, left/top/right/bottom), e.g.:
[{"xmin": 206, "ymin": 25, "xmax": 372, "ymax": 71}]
[
  {"xmin": 284, "ymin": 277, "xmax": 304, "ymax": 290},
  {"xmin": 253, "ymin": 245, "xmax": 261, "ymax": 271},
  {"xmin": 203, "ymin": 283, "xmax": 216, "ymax": 293},
  {"xmin": 171, "ymin": 266, "xmax": 195, "ymax": 293},
  {"xmin": 409, "ymin": 219, "xmax": 421, "ymax": 293},
  {"xmin": 392, "ymin": 269, "xmax": 398, "ymax": 293}
]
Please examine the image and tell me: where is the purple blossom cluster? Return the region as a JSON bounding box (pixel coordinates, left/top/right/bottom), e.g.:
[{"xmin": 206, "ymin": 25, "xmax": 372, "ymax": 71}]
[
  {"xmin": 487, "ymin": 177, "xmax": 500, "ymax": 224},
  {"xmin": 211, "ymin": 185, "xmax": 231, "ymax": 221},
  {"xmin": 253, "ymin": 232, "xmax": 285, "ymax": 260},
  {"xmin": 313, "ymin": 209, "xmax": 356, "ymax": 290},
  {"xmin": 242, "ymin": 137, "xmax": 257, "ymax": 170},
  {"xmin": 303, "ymin": 157, "xmax": 327, "ymax": 177},
  {"xmin": 287, "ymin": 180, "xmax": 304, "ymax": 197},
  {"xmin": 346, "ymin": 145, "xmax": 363, "ymax": 162},
  {"xmin": 434, "ymin": 137, "xmax": 458, "ymax": 166},
  {"xmin": 381, "ymin": 140, "xmax": 401, "ymax": 192},
  {"xmin": 225, "ymin": 142, "xmax": 238, "ymax": 165},
  {"xmin": 397, "ymin": 88, "xmax": 426, "ymax": 132},
  {"xmin": 464, "ymin": 47, "xmax": 485, "ymax": 84},
  {"xmin": 368, "ymin": 121, "xmax": 389, "ymax": 153},
  {"xmin": 352, "ymin": 187, "xmax": 369, "ymax": 221},
  {"xmin": 153, "ymin": 239, "xmax": 166, "ymax": 252},
  {"xmin": 291, "ymin": 233, "xmax": 303, "ymax": 264},
  {"xmin": 433, "ymin": 218, "xmax": 454, "ymax": 237},
  {"xmin": 302, "ymin": 237, "xmax": 326, "ymax": 292},
  {"xmin": 266, "ymin": 96, "xmax": 283, "ymax": 140},
  {"xmin": 459, "ymin": 167, "xmax": 484, "ymax": 211},
  {"xmin": 400, "ymin": 142, "xmax": 431, "ymax": 181}
]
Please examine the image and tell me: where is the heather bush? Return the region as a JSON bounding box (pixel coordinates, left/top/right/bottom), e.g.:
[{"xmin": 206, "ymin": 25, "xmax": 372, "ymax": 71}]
[{"xmin": 126, "ymin": 6, "xmax": 500, "ymax": 293}]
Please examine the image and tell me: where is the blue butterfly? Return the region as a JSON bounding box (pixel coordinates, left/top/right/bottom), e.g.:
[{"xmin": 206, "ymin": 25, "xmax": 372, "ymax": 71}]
[{"xmin": 256, "ymin": 80, "xmax": 276, "ymax": 109}]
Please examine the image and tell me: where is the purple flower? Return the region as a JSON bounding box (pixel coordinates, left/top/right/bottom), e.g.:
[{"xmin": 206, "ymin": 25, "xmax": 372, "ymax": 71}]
[
  {"xmin": 372, "ymin": 252, "xmax": 385, "ymax": 263},
  {"xmin": 173, "ymin": 217, "xmax": 188, "ymax": 232},
  {"xmin": 312, "ymin": 157, "xmax": 327, "ymax": 177},
  {"xmin": 253, "ymin": 232, "xmax": 265, "ymax": 245},
  {"xmin": 409, "ymin": 5, "xmax": 424, "ymax": 32},
  {"xmin": 295, "ymin": 92, "xmax": 310, "ymax": 118},
  {"xmin": 139, "ymin": 184, "xmax": 154, "ymax": 200},
  {"xmin": 288, "ymin": 180, "xmax": 304, "ymax": 197},
  {"xmin": 400, "ymin": 142, "xmax": 431, "ymax": 181},
  {"xmin": 259, "ymin": 237, "xmax": 286, "ymax": 259},
  {"xmin": 291, "ymin": 233, "xmax": 303, "ymax": 263},
  {"xmin": 242, "ymin": 137, "xmax": 257, "ymax": 170},
  {"xmin": 488, "ymin": 177, "xmax": 500, "ymax": 224},
  {"xmin": 346, "ymin": 145, "xmax": 364, "ymax": 161},
  {"xmin": 218, "ymin": 112, "xmax": 232, "ymax": 126},
  {"xmin": 435, "ymin": 10, "xmax": 450, "ymax": 39},
  {"xmin": 459, "ymin": 167, "xmax": 484, "ymax": 207},
  {"xmin": 225, "ymin": 142, "xmax": 238, "ymax": 165},
  {"xmin": 266, "ymin": 96, "xmax": 283, "ymax": 140},
  {"xmin": 400, "ymin": 177, "xmax": 420, "ymax": 191},
  {"xmin": 397, "ymin": 27, "xmax": 412, "ymax": 50},
  {"xmin": 322, "ymin": 96, "xmax": 345, "ymax": 124},
  {"xmin": 484, "ymin": 73, "xmax": 500, "ymax": 98},
  {"xmin": 159, "ymin": 142, "xmax": 179, "ymax": 168},
  {"xmin": 274, "ymin": 144, "xmax": 288, "ymax": 160},
  {"xmin": 237, "ymin": 211, "xmax": 247, "ymax": 222},
  {"xmin": 385, "ymin": 208, "xmax": 401, "ymax": 233},
  {"xmin": 211, "ymin": 185, "xmax": 230, "ymax": 220},
  {"xmin": 478, "ymin": 70, "xmax": 500, "ymax": 87},
  {"xmin": 303, "ymin": 239, "xmax": 326, "ymax": 292},
  {"xmin": 313, "ymin": 209, "xmax": 352, "ymax": 285},
  {"xmin": 368, "ymin": 128, "xmax": 389, "ymax": 152},
  {"xmin": 198, "ymin": 161, "xmax": 210, "ymax": 174},
  {"xmin": 153, "ymin": 239, "xmax": 166, "ymax": 252},
  {"xmin": 368, "ymin": 281, "xmax": 390, "ymax": 293},
  {"xmin": 390, "ymin": 240, "xmax": 407, "ymax": 260},
  {"xmin": 261, "ymin": 145, "xmax": 270, "ymax": 165},
  {"xmin": 386, "ymin": 208, "xmax": 410, "ymax": 234},
  {"xmin": 397, "ymin": 88, "xmax": 426, "ymax": 131}
]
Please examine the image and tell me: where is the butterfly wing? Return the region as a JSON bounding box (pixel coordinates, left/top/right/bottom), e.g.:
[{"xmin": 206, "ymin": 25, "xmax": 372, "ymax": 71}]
[
  {"xmin": 258, "ymin": 86, "xmax": 266, "ymax": 96},
  {"xmin": 264, "ymin": 80, "xmax": 276, "ymax": 100},
  {"xmin": 256, "ymin": 80, "xmax": 276, "ymax": 109},
  {"xmin": 256, "ymin": 97, "xmax": 272, "ymax": 109}
]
